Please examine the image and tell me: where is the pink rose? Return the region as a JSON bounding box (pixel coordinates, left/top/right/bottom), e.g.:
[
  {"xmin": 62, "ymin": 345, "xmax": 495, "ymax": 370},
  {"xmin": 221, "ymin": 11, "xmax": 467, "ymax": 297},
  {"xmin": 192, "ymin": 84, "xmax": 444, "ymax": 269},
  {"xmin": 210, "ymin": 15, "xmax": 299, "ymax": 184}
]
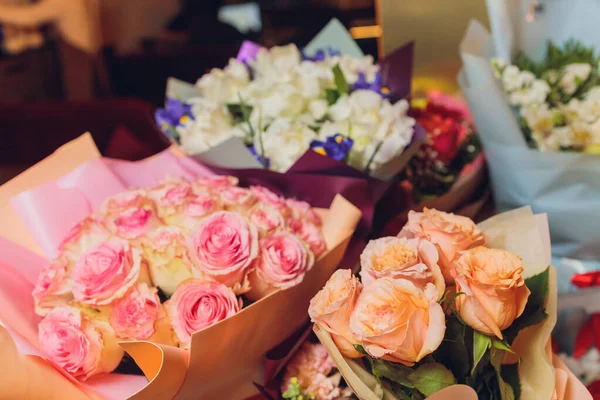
[
  {"xmin": 286, "ymin": 198, "xmax": 322, "ymax": 226},
  {"xmin": 38, "ymin": 307, "xmax": 124, "ymax": 380},
  {"xmin": 309, "ymin": 269, "xmax": 363, "ymax": 358},
  {"xmin": 360, "ymin": 237, "xmax": 445, "ymax": 297},
  {"xmin": 247, "ymin": 231, "xmax": 315, "ymax": 299},
  {"xmin": 219, "ymin": 187, "xmax": 257, "ymax": 212},
  {"xmin": 187, "ymin": 211, "xmax": 258, "ymax": 294},
  {"xmin": 141, "ymin": 227, "xmax": 194, "ymax": 296},
  {"xmin": 248, "ymin": 204, "xmax": 285, "ymax": 233},
  {"xmin": 349, "ymin": 279, "xmax": 445, "ymax": 366},
  {"xmin": 166, "ymin": 193, "xmax": 221, "ymax": 232},
  {"xmin": 399, "ymin": 208, "xmax": 487, "ymax": 282},
  {"xmin": 147, "ymin": 179, "xmax": 194, "ymax": 220},
  {"xmin": 288, "ymin": 218, "xmax": 326, "ymax": 258},
  {"xmin": 193, "ymin": 176, "xmax": 239, "ymax": 192},
  {"xmin": 58, "ymin": 216, "xmax": 110, "ymax": 262},
  {"xmin": 32, "ymin": 257, "xmax": 72, "ymax": 316},
  {"xmin": 166, "ymin": 280, "xmax": 241, "ymax": 348},
  {"xmin": 109, "ymin": 283, "xmax": 161, "ymax": 340},
  {"xmin": 107, "ymin": 207, "xmax": 163, "ymax": 240},
  {"xmin": 99, "ymin": 189, "xmax": 151, "ymax": 219},
  {"xmin": 72, "ymin": 239, "xmax": 143, "ymax": 306},
  {"xmin": 250, "ymin": 186, "xmax": 289, "ymax": 215}
]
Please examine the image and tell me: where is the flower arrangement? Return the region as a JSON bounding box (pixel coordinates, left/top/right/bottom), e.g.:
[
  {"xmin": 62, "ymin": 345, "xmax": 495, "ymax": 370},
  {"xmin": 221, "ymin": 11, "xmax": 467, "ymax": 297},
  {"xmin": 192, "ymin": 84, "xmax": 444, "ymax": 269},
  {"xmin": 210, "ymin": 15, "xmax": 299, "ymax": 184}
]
[
  {"xmin": 491, "ymin": 41, "xmax": 600, "ymax": 152},
  {"xmin": 156, "ymin": 43, "xmax": 416, "ymax": 174},
  {"xmin": 308, "ymin": 207, "xmax": 585, "ymax": 399},
  {"xmin": 404, "ymin": 92, "xmax": 482, "ymax": 202},
  {"xmin": 31, "ymin": 175, "xmax": 326, "ymax": 380}
]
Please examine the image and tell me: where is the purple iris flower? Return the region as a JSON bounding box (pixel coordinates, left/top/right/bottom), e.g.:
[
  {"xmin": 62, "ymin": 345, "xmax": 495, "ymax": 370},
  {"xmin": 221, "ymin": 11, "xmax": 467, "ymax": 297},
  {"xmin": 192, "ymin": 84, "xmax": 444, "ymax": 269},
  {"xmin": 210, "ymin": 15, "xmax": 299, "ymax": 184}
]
[
  {"xmin": 352, "ymin": 72, "xmax": 391, "ymax": 98},
  {"xmin": 310, "ymin": 134, "xmax": 354, "ymax": 161},
  {"xmin": 301, "ymin": 47, "xmax": 341, "ymax": 62},
  {"xmin": 155, "ymin": 97, "xmax": 193, "ymax": 135},
  {"xmin": 249, "ymin": 145, "xmax": 270, "ymax": 168}
]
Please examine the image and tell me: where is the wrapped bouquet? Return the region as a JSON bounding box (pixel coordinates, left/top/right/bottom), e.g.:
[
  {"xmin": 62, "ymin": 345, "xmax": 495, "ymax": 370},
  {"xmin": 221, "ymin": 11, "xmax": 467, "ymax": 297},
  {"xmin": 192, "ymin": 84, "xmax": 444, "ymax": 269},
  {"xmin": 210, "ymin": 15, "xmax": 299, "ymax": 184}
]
[
  {"xmin": 0, "ymin": 134, "xmax": 361, "ymax": 399},
  {"xmin": 459, "ymin": 0, "xmax": 600, "ymax": 259},
  {"xmin": 309, "ymin": 207, "xmax": 590, "ymax": 399}
]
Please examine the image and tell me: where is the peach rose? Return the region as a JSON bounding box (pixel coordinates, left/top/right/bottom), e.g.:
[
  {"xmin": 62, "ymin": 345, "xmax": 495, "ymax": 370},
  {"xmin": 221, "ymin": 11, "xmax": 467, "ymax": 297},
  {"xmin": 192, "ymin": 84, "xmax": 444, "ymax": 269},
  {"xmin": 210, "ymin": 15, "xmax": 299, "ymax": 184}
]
[
  {"xmin": 38, "ymin": 307, "xmax": 124, "ymax": 380},
  {"xmin": 250, "ymin": 186, "xmax": 289, "ymax": 215},
  {"xmin": 349, "ymin": 279, "xmax": 445, "ymax": 366},
  {"xmin": 147, "ymin": 179, "xmax": 195, "ymax": 219},
  {"xmin": 72, "ymin": 239, "xmax": 144, "ymax": 306},
  {"xmin": 248, "ymin": 204, "xmax": 285, "ymax": 234},
  {"xmin": 247, "ymin": 231, "xmax": 315, "ymax": 299},
  {"xmin": 186, "ymin": 211, "xmax": 258, "ymax": 294},
  {"xmin": 58, "ymin": 216, "xmax": 110, "ymax": 262},
  {"xmin": 219, "ymin": 187, "xmax": 257, "ymax": 212},
  {"xmin": 309, "ymin": 269, "xmax": 363, "ymax": 358},
  {"xmin": 141, "ymin": 227, "xmax": 194, "ymax": 296},
  {"xmin": 288, "ymin": 218, "xmax": 326, "ymax": 258},
  {"xmin": 160, "ymin": 193, "xmax": 221, "ymax": 232},
  {"xmin": 99, "ymin": 189, "xmax": 151, "ymax": 219},
  {"xmin": 109, "ymin": 283, "xmax": 161, "ymax": 340},
  {"xmin": 166, "ymin": 280, "xmax": 241, "ymax": 348},
  {"xmin": 359, "ymin": 237, "xmax": 445, "ymax": 297},
  {"xmin": 286, "ymin": 198, "xmax": 322, "ymax": 226},
  {"xmin": 400, "ymin": 208, "xmax": 486, "ymax": 282},
  {"xmin": 32, "ymin": 257, "xmax": 72, "ymax": 316},
  {"xmin": 193, "ymin": 176, "xmax": 239, "ymax": 193},
  {"xmin": 106, "ymin": 207, "xmax": 163, "ymax": 240},
  {"xmin": 452, "ymin": 247, "xmax": 531, "ymax": 338}
]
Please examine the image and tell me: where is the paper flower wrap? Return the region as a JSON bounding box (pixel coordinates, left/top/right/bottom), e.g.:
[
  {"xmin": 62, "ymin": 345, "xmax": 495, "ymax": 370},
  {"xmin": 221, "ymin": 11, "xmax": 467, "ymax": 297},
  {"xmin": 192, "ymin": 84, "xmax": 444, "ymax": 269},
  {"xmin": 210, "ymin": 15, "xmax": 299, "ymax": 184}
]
[
  {"xmin": 0, "ymin": 134, "xmax": 361, "ymax": 399},
  {"xmin": 459, "ymin": 0, "xmax": 600, "ymax": 260},
  {"xmin": 310, "ymin": 207, "xmax": 591, "ymax": 399}
]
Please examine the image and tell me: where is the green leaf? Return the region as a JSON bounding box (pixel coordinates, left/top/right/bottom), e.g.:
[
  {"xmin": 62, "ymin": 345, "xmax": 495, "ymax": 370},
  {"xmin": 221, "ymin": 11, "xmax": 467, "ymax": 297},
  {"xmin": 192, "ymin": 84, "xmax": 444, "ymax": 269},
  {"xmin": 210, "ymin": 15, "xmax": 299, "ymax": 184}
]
[
  {"xmin": 325, "ymin": 88, "xmax": 340, "ymax": 106},
  {"xmin": 332, "ymin": 64, "xmax": 349, "ymax": 95},
  {"xmin": 433, "ymin": 316, "xmax": 471, "ymax": 381},
  {"xmin": 353, "ymin": 344, "xmax": 368, "ymax": 355},
  {"xmin": 504, "ymin": 268, "xmax": 549, "ymax": 344},
  {"xmin": 373, "ymin": 359, "xmax": 414, "ymax": 388},
  {"xmin": 472, "ymin": 331, "xmax": 492, "ymax": 375},
  {"xmin": 409, "ymin": 363, "xmax": 456, "ymax": 397},
  {"xmin": 501, "ymin": 363, "xmax": 521, "ymax": 400},
  {"xmin": 226, "ymin": 103, "xmax": 253, "ymax": 124},
  {"xmin": 492, "ymin": 339, "xmax": 518, "ymax": 356},
  {"xmin": 490, "ymin": 349, "xmax": 516, "ymax": 400}
]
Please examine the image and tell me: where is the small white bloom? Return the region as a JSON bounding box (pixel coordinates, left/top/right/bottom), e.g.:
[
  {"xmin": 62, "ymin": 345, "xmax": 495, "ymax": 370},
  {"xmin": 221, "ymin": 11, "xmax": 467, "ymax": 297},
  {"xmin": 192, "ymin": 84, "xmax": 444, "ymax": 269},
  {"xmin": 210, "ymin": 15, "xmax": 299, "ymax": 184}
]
[
  {"xmin": 309, "ymin": 99, "xmax": 329, "ymax": 120},
  {"xmin": 329, "ymin": 54, "xmax": 380, "ymax": 85},
  {"xmin": 329, "ymin": 95, "xmax": 352, "ymax": 121},
  {"xmin": 502, "ymin": 65, "xmax": 525, "ymax": 92},
  {"xmin": 559, "ymin": 63, "xmax": 592, "ymax": 95},
  {"xmin": 259, "ymin": 119, "xmax": 316, "ymax": 172},
  {"xmin": 251, "ymin": 44, "xmax": 302, "ymax": 80}
]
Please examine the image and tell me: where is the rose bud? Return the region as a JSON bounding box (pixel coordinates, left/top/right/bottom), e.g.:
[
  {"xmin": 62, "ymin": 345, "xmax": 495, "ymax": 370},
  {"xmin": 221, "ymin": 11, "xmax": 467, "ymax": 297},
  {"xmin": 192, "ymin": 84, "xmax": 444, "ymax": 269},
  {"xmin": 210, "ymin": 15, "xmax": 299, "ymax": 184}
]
[
  {"xmin": 72, "ymin": 238, "xmax": 147, "ymax": 306},
  {"xmin": 186, "ymin": 211, "xmax": 258, "ymax": 294},
  {"xmin": 288, "ymin": 218, "xmax": 326, "ymax": 258},
  {"xmin": 360, "ymin": 237, "xmax": 445, "ymax": 297},
  {"xmin": 141, "ymin": 227, "xmax": 194, "ymax": 297},
  {"xmin": 399, "ymin": 208, "xmax": 486, "ymax": 283},
  {"xmin": 165, "ymin": 280, "xmax": 241, "ymax": 348},
  {"xmin": 286, "ymin": 198, "xmax": 322, "ymax": 226},
  {"xmin": 99, "ymin": 189, "xmax": 153, "ymax": 220},
  {"xmin": 38, "ymin": 307, "xmax": 124, "ymax": 380},
  {"xmin": 309, "ymin": 269, "xmax": 363, "ymax": 358},
  {"xmin": 218, "ymin": 186, "xmax": 257, "ymax": 213},
  {"xmin": 109, "ymin": 283, "xmax": 174, "ymax": 345},
  {"xmin": 248, "ymin": 204, "xmax": 285, "ymax": 234},
  {"xmin": 350, "ymin": 279, "xmax": 445, "ymax": 366},
  {"xmin": 250, "ymin": 186, "xmax": 290, "ymax": 216},
  {"xmin": 32, "ymin": 257, "xmax": 72, "ymax": 316},
  {"xmin": 452, "ymin": 247, "xmax": 531, "ymax": 339},
  {"xmin": 246, "ymin": 231, "xmax": 315, "ymax": 300},
  {"xmin": 58, "ymin": 216, "xmax": 110, "ymax": 262}
]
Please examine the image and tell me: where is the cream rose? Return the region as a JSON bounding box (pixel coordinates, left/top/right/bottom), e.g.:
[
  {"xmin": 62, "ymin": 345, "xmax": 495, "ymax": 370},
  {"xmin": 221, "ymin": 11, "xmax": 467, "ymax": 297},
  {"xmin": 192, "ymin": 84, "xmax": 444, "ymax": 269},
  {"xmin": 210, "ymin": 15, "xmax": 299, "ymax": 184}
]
[
  {"xmin": 99, "ymin": 189, "xmax": 152, "ymax": 219},
  {"xmin": 218, "ymin": 186, "xmax": 257, "ymax": 212},
  {"xmin": 349, "ymin": 279, "xmax": 445, "ymax": 366},
  {"xmin": 166, "ymin": 280, "xmax": 241, "ymax": 348},
  {"xmin": 360, "ymin": 237, "xmax": 445, "ymax": 297},
  {"xmin": 250, "ymin": 186, "xmax": 289, "ymax": 215},
  {"xmin": 109, "ymin": 283, "xmax": 162, "ymax": 340},
  {"xmin": 193, "ymin": 175, "xmax": 239, "ymax": 193},
  {"xmin": 247, "ymin": 231, "xmax": 315, "ymax": 300},
  {"xmin": 400, "ymin": 208, "xmax": 486, "ymax": 282},
  {"xmin": 288, "ymin": 218, "xmax": 326, "ymax": 258},
  {"xmin": 309, "ymin": 269, "xmax": 363, "ymax": 358},
  {"xmin": 286, "ymin": 198, "xmax": 322, "ymax": 226},
  {"xmin": 32, "ymin": 257, "xmax": 72, "ymax": 316},
  {"xmin": 106, "ymin": 207, "xmax": 163, "ymax": 240},
  {"xmin": 38, "ymin": 307, "xmax": 124, "ymax": 380},
  {"xmin": 58, "ymin": 216, "xmax": 110, "ymax": 262},
  {"xmin": 72, "ymin": 239, "xmax": 144, "ymax": 306},
  {"xmin": 248, "ymin": 204, "xmax": 285, "ymax": 234},
  {"xmin": 452, "ymin": 247, "xmax": 531, "ymax": 338},
  {"xmin": 186, "ymin": 211, "xmax": 258, "ymax": 294},
  {"xmin": 141, "ymin": 227, "xmax": 194, "ymax": 297},
  {"xmin": 147, "ymin": 178, "xmax": 194, "ymax": 220}
]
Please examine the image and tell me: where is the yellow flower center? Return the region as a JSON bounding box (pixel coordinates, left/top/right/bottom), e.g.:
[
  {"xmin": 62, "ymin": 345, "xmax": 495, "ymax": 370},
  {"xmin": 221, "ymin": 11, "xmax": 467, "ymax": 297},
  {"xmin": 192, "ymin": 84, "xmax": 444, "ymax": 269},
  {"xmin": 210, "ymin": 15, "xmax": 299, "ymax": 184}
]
[
  {"xmin": 372, "ymin": 244, "xmax": 418, "ymax": 272},
  {"xmin": 381, "ymin": 87, "xmax": 390, "ymax": 95},
  {"xmin": 314, "ymin": 147, "xmax": 326, "ymax": 156}
]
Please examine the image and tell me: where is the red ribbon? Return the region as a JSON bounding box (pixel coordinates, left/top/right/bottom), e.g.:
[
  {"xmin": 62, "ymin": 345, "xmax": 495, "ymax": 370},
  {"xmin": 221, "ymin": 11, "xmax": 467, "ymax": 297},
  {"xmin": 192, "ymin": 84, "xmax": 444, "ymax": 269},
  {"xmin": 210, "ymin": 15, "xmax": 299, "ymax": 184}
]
[{"xmin": 571, "ymin": 271, "xmax": 600, "ymax": 289}]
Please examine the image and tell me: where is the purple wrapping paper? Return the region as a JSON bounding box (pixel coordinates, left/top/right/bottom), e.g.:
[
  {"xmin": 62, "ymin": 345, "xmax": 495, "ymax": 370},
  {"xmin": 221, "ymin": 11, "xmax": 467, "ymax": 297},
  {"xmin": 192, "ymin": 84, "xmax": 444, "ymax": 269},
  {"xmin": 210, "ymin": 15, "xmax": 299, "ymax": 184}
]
[{"xmin": 380, "ymin": 42, "xmax": 414, "ymax": 102}]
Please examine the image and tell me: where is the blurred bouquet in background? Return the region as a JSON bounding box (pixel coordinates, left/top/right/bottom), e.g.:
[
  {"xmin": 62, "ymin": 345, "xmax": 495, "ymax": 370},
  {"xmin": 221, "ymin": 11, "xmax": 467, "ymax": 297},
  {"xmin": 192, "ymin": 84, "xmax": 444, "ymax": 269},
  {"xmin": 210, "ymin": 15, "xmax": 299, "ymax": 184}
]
[
  {"xmin": 404, "ymin": 91, "xmax": 481, "ymax": 202},
  {"xmin": 491, "ymin": 41, "xmax": 600, "ymax": 153}
]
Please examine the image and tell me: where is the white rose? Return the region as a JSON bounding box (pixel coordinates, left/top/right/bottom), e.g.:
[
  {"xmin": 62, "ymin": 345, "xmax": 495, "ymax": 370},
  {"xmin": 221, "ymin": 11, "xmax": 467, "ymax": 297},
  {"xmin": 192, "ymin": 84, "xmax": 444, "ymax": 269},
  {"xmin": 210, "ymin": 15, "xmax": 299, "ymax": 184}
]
[{"xmin": 559, "ymin": 63, "xmax": 592, "ymax": 95}]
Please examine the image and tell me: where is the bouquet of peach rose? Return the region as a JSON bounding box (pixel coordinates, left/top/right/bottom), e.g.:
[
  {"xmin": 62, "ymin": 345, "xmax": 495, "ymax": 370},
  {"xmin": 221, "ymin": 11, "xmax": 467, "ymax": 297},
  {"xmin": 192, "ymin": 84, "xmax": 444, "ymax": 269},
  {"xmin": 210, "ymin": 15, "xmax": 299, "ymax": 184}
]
[
  {"xmin": 33, "ymin": 174, "xmax": 326, "ymax": 380},
  {"xmin": 309, "ymin": 208, "xmax": 591, "ymax": 400}
]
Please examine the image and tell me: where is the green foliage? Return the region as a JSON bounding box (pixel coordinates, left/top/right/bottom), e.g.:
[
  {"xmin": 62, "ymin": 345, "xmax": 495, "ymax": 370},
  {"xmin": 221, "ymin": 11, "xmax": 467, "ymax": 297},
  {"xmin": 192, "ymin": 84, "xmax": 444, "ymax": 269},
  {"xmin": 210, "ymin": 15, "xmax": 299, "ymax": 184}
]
[
  {"xmin": 226, "ymin": 103, "xmax": 253, "ymax": 124},
  {"xmin": 434, "ymin": 315, "xmax": 471, "ymax": 381},
  {"xmin": 325, "ymin": 88, "xmax": 341, "ymax": 106},
  {"xmin": 515, "ymin": 40, "xmax": 599, "ymax": 77},
  {"xmin": 409, "ymin": 363, "xmax": 456, "ymax": 396},
  {"xmin": 473, "ymin": 331, "xmax": 492, "ymax": 375},
  {"xmin": 282, "ymin": 377, "xmax": 315, "ymax": 400},
  {"xmin": 501, "ymin": 364, "xmax": 521, "ymax": 400},
  {"xmin": 332, "ymin": 64, "xmax": 349, "ymax": 96}
]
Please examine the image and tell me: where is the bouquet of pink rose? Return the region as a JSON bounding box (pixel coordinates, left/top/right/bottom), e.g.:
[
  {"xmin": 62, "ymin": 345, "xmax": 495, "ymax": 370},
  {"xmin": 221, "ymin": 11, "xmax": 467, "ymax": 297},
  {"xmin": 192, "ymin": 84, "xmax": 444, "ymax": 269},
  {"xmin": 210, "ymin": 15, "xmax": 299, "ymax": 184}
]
[
  {"xmin": 33, "ymin": 174, "xmax": 328, "ymax": 380},
  {"xmin": 309, "ymin": 208, "xmax": 591, "ymax": 399}
]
